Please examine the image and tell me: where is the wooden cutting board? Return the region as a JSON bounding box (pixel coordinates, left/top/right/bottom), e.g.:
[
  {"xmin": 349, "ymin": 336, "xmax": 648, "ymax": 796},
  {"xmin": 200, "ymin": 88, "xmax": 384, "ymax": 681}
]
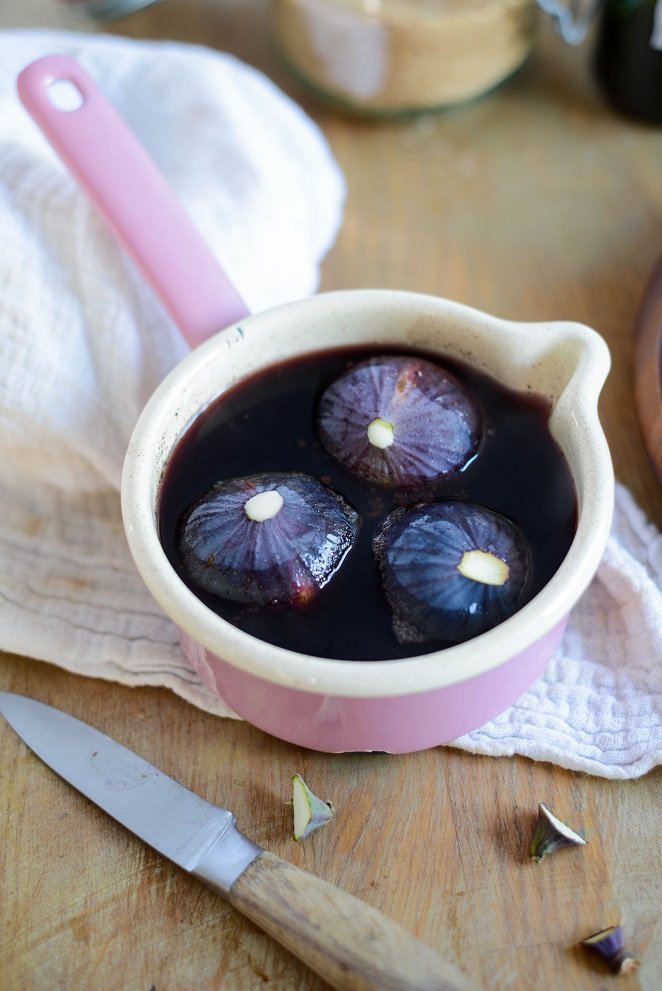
[{"xmin": 634, "ymin": 253, "xmax": 662, "ymax": 487}]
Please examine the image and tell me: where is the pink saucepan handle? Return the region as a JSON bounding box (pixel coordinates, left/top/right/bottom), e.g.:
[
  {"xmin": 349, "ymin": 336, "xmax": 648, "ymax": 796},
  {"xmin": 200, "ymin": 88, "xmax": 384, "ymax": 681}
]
[{"xmin": 17, "ymin": 55, "xmax": 250, "ymax": 348}]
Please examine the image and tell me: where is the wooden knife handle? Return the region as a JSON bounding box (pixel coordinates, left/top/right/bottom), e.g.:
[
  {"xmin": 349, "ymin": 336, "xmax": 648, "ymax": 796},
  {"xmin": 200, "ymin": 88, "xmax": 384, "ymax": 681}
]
[{"xmin": 229, "ymin": 851, "xmax": 482, "ymax": 991}]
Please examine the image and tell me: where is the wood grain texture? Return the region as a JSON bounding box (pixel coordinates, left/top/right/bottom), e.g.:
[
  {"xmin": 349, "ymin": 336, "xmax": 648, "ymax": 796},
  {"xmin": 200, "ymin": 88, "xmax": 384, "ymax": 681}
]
[
  {"xmin": 1, "ymin": 2, "xmax": 661, "ymax": 991},
  {"xmin": 1, "ymin": 657, "xmax": 661, "ymax": 990},
  {"xmin": 230, "ymin": 851, "xmax": 482, "ymax": 991}
]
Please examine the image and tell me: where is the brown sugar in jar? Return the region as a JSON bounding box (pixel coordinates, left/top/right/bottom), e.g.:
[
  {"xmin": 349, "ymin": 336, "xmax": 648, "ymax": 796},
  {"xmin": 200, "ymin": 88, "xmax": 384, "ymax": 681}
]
[{"xmin": 270, "ymin": 0, "xmax": 539, "ymax": 115}]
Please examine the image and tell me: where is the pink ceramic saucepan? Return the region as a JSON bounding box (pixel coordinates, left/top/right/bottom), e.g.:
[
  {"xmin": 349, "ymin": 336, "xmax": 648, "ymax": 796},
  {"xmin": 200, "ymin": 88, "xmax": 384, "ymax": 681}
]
[{"xmin": 18, "ymin": 56, "xmax": 613, "ymax": 754}]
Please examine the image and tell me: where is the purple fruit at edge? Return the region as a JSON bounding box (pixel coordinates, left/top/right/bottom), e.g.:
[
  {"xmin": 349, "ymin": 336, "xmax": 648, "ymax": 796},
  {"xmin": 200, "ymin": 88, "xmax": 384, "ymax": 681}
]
[
  {"xmin": 374, "ymin": 500, "xmax": 530, "ymax": 644},
  {"xmin": 316, "ymin": 355, "xmax": 481, "ymax": 487},
  {"xmin": 178, "ymin": 473, "xmax": 359, "ymax": 606}
]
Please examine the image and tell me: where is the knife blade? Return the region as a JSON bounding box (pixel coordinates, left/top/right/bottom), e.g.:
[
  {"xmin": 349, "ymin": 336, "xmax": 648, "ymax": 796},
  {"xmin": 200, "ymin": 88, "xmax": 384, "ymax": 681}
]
[{"xmin": 0, "ymin": 692, "xmax": 481, "ymax": 991}]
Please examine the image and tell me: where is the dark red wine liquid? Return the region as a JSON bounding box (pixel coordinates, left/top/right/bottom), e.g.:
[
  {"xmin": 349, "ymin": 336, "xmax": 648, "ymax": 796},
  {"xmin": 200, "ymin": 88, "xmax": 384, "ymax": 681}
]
[{"xmin": 158, "ymin": 347, "xmax": 577, "ymax": 661}]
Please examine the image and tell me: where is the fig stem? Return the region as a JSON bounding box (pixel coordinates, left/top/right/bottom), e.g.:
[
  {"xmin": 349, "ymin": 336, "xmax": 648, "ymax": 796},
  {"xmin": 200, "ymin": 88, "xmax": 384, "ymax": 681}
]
[
  {"xmin": 244, "ymin": 490, "xmax": 284, "ymax": 522},
  {"xmin": 457, "ymin": 549, "xmax": 510, "ymax": 586},
  {"xmin": 367, "ymin": 417, "xmax": 395, "ymax": 450}
]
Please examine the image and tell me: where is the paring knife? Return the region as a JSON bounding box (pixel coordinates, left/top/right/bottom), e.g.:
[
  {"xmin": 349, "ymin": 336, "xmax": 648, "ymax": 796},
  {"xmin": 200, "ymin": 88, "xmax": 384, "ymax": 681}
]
[{"xmin": 0, "ymin": 693, "xmax": 481, "ymax": 991}]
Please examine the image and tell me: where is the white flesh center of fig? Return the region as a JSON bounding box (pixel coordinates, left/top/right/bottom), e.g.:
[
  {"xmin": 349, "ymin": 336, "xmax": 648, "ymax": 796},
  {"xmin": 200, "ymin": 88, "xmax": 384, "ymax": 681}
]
[
  {"xmin": 367, "ymin": 417, "xmax": 395, "ymax": 449},
  {"xmin": 244, "ymin": 489, "xmax": 284, "ymax": 522},
  {"xmin": 457, "ymin": 549, "xmax": 510, "ymax": 586}
]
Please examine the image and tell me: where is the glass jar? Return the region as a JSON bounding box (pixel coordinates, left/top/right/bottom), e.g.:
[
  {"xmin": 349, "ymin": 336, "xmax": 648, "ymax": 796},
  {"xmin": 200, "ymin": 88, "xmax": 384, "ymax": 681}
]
[
  {"xmin": 270, "ymin": 0, "xmax": 539, "ymax": 115},
  {"xmin": 56, "ymin": 0, "xmax": 160, "ymax": 20}
]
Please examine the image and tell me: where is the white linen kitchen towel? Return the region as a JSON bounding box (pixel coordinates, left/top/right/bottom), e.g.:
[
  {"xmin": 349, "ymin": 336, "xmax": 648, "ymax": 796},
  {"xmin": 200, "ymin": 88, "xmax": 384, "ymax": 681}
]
[
  {"xmin": 0, "ymin": 30, "xmax": 343, "ymax": 704},
  {"xmin": 1, "ymin": 32, "xmax": 660, "ymax": 780}
]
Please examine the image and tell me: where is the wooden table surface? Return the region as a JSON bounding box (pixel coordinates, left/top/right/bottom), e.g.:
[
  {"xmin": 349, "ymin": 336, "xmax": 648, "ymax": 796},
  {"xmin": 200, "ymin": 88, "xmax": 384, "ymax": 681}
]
[{"xmin": 1, "ymin": 2, "xmax": 661, "ymax": 989}]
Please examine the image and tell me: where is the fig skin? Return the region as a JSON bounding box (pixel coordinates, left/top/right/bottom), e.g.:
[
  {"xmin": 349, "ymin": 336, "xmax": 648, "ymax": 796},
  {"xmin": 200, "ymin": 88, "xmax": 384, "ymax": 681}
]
[
  {"xmin": 178, "ymin": 473, "xmax": 359, "ymax": 606},
  {"xmin": 316, "ymin": 355, "xmax": 481, "ymax": 488},
  {"xmin": 374, "ymin": 500, "xmax": 530, "ymax": 644}
]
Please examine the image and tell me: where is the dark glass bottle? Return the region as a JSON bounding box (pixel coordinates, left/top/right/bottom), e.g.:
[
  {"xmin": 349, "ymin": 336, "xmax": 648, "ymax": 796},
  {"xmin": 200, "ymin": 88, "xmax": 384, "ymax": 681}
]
[
  {"xmin": 57, "ymin": 0, "xmax": 159, "ymax": 20},
  {"xmin": 593, "ymin": 0, "xmax": 662, "ymax": 123}
]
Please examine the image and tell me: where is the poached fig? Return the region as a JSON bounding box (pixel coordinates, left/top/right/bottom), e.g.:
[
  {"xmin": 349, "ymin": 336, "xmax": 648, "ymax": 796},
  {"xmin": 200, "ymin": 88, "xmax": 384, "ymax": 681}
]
[
  {"xmin": 316, "ymin": 355, "xmax": 481, "ymax": 488},
  {"xmin": 374, "ymin": 500, "xmax": 530, "ymax": 644},
  {"xmin": 178, "ymin": 472, "xmax": 359, "ymax": 606}
]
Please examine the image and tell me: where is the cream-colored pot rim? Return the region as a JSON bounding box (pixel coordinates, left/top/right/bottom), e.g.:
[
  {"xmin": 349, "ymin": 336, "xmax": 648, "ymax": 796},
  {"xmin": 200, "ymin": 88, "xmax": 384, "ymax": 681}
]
[{"xmin": 121, "ymin": 290, "xmax": 613, "ymax": 698}]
